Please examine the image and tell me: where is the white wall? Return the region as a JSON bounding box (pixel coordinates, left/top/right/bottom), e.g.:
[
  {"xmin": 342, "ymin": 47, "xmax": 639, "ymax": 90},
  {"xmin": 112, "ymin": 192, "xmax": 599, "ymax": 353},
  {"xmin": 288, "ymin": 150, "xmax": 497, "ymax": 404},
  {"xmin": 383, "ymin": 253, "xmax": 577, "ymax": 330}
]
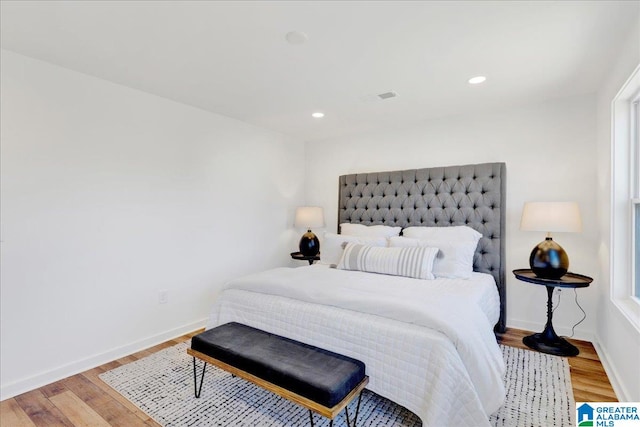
[
  {"xmin": 305, "ymin": 94, "xmax": 599, "ymax": 340},
  {"xmin": 0, "ymin": 50, "xmax": 306, "ymax": 399},
  {"xmin": 594, "ymin": 19, "xmax": 640, "ymax": 402}
]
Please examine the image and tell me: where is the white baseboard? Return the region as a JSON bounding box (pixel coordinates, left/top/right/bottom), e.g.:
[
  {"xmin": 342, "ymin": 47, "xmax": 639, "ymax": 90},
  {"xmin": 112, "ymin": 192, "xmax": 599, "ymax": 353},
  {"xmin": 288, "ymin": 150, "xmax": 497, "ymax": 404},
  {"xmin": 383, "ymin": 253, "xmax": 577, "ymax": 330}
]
[
  {"xmin": 0, "ymin": 318, "xmax": 208, "ymax": 401},
  {"xmin": 592, "ymin": 340, "xmax": 630, "ymax": 401},
  {"xmin": 507, "ymin": 318, "xmax": 595, "ymax": 342}
]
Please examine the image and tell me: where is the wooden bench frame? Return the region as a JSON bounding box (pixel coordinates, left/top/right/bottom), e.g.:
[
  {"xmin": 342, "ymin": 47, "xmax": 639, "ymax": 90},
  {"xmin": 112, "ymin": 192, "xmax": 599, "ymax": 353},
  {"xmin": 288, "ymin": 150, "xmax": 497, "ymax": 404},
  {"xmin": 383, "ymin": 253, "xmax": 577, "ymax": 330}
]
[{"xmin": 187, "ymin": 348, "xmax": 369, "ymax": 427}]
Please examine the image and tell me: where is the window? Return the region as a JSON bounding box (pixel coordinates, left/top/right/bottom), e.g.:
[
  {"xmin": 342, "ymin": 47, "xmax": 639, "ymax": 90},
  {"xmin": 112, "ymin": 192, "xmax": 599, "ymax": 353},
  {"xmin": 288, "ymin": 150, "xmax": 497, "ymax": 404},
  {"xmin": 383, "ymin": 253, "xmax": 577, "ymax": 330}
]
[{"xmin": 612, "ymin": 64, "xmax": 640, "ymax": 327}]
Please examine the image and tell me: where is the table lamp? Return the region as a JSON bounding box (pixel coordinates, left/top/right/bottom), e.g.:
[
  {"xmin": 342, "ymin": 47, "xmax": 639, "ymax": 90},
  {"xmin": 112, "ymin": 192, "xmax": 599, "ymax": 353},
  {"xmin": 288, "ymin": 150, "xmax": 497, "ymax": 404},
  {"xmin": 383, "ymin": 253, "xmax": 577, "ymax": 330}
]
[
  {"xmin": 294, "ymin": 206, "xmax": 324, "ymax": 256},
  {"xmin": 520, "ymin": 202, "xmax": 582, "ymax": 279}
]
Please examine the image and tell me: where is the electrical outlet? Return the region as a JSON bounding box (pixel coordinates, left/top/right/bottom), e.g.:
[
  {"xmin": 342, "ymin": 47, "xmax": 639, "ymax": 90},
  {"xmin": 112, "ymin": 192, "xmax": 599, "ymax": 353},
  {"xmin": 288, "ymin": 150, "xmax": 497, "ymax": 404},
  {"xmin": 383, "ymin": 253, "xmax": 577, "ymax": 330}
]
[{"xmin": 158, "ymin": 290, "xmax": 169, "ymax": 304}]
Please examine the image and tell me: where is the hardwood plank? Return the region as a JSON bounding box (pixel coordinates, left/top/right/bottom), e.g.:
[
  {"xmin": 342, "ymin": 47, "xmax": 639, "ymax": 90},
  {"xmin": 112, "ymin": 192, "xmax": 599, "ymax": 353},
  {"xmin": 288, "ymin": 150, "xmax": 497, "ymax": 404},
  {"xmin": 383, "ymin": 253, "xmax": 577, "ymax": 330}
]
[
  {"xmin": 14, "ymin": 390, "xmax": 74, "ymax": 427},
  {"xmin": 571, "ymin": 376, "xmax": 618, "ymax": 401},
  {"xmin": 61, "ymin": 374, "xmax": 148, "ymax": 427},
  {"xmin": 0, "ymin": 398, "xmax": 37, "ymax": 427},
  {"xmin": 573, "ymin": 387, "xmax": 617, "ymax": 402},
  {"xmin": 49, "ymin": 391, "xmax": 111, "ymax": 427},
  {"xmin": 81, "ymin": 368, "xmax": 155, "ymax": 425},
  {"xmin": 574, "ymin": 388, "xmax": 619, "ymax": 403},
  {"xmin": 39, "ymin": 381, "xmax": 68, "ymax": 399},
  {"xmin": 99, "ymin": 361, "xmax": 123, "ymax": 372},
  {"xmin": 571, "ymin": 374, "xmax": 617, "ymax": 391},
  {"xmin": 569, "ymin": 357, "xmax": 610, "ymax": 376},
  {"xmin": 114, "ymin": 355, "xmax": 138, "ymax": 365}
]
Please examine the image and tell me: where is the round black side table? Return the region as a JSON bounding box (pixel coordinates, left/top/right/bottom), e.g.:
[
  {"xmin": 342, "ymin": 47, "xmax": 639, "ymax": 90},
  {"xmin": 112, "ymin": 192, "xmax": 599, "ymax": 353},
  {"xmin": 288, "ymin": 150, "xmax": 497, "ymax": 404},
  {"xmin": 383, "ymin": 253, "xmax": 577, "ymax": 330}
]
[
  {"xmin": 513, "ymin": 269, "xmax": 592, "ymax": 357},
  {"xmin": 290, "ymin": 252, "xmax": 320, "ymax": 265}
]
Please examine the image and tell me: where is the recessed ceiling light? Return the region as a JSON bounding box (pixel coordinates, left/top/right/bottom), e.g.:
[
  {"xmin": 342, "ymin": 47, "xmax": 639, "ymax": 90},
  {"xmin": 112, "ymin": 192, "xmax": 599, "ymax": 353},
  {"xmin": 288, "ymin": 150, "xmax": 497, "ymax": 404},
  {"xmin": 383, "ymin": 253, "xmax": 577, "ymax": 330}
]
[
  {"xmin": 468, "ymin": 76, "xmax": 487, "ymax": 85},
  {"xmin": 285, "ymin": 31, "xmax": 308, "ymax": 45},
  {"xmin": 312, "ymin": 112, "xmax": 325, "ymax": 118}
]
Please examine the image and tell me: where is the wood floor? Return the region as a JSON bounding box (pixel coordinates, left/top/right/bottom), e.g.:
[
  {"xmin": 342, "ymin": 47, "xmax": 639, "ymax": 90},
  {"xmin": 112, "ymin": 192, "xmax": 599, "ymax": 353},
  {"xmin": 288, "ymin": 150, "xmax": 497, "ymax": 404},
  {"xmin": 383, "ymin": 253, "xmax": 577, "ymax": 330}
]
[{"xmin": 1, "ymin": 328, "xmax": 617, "ymax": 427}]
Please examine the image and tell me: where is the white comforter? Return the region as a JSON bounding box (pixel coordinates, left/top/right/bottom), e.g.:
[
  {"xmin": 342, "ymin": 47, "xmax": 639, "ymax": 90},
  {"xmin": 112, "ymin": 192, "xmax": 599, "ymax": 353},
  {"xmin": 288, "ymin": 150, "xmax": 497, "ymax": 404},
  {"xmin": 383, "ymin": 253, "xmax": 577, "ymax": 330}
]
[{"xmin": 207, "ymin": 266, "xmax": 505, "ymax": 426}]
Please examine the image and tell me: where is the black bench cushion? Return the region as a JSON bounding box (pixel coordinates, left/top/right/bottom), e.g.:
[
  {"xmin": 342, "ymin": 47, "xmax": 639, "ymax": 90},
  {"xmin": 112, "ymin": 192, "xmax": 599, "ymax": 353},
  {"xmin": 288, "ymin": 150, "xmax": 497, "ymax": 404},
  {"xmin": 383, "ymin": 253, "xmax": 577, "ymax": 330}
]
[{"xmin": 191, "ymin": 322, "xmax": 366, "ymax": 407}]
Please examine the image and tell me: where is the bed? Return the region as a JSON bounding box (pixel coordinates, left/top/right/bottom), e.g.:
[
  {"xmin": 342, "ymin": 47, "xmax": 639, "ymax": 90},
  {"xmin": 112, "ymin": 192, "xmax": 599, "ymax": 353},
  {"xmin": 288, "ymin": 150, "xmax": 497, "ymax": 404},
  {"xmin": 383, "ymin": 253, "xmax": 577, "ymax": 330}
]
[{"xmin": 207, "ymin": 162, "xmax": 507, "ymax": 426}]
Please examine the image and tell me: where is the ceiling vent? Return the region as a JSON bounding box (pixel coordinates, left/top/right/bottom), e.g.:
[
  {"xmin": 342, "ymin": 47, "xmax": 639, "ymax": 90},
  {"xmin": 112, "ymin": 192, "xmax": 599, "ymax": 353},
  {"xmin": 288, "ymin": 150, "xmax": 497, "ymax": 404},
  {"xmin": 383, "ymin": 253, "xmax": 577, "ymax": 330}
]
[
  {"xmin": 377, "ymin": 91, "xmax": 398, "ymax": 100},
  {"xmin": 360, "ymin": 91, "xmax": 399, "ymax": 103}
]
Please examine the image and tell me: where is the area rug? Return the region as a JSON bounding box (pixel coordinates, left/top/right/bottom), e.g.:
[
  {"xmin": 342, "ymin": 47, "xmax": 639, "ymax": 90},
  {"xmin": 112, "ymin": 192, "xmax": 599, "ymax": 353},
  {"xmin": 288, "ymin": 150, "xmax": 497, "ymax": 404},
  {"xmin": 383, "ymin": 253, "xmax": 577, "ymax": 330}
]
[
  {"xmin": 489, "ymin": 345, "xmax": 575, "ymax": 427},
  {"xmin": 100, "ymin": 342, "xmax": 575, "ymax": 427}
]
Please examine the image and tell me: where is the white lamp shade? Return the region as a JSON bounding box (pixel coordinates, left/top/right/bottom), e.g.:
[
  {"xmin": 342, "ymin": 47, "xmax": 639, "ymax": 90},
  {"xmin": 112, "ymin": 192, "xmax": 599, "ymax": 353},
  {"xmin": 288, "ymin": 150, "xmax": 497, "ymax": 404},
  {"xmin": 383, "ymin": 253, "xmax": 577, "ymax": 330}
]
[
  {"xmin": 294, "ymin": 206, "xmax": 325, "ymax": 229},
  {"xmin": 520, "ymin": 202, "xmax": 582, "ymax": 233}
]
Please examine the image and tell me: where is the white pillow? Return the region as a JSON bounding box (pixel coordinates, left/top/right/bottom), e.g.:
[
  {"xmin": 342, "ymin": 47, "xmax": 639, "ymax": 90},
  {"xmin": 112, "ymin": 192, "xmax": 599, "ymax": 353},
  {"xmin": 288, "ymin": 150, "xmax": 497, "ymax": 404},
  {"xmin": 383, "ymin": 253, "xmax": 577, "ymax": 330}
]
[
  {"xmin": 389, "ymin": 236, "xmax": 479, "ymax": 279},
  {"xmin": 402, "ymin": 226, "xmax": 482, "ymax": 242},
  {"xmin": 339, "ymin": 223, "xmax": 402, "ymax": 238},
  {"xmin": 320, "ymin": 232, "xmax": 388, "ymax": 266},
  {"xmin": 337, "ymin": 242, "xmax": 438, "ymax": 280}
]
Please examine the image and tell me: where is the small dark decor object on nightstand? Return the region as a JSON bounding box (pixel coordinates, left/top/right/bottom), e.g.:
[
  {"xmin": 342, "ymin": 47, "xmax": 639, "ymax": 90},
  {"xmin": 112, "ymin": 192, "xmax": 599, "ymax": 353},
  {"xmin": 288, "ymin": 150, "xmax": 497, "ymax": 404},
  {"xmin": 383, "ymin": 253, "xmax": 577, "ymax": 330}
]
[
  {"xmin": 520, "ymin": 202, "xmax": 582, "ymax": 279},
  {"xmin": 529, "ymin": 237, "xmax": 569, "ymax": 279},
  {"xmin": 294, "ymin": 206, "xmax": 324, "ymax": 257},
  {"xmin": 299, "ymin": 230, "xmax": 319, "ymax": 256}
]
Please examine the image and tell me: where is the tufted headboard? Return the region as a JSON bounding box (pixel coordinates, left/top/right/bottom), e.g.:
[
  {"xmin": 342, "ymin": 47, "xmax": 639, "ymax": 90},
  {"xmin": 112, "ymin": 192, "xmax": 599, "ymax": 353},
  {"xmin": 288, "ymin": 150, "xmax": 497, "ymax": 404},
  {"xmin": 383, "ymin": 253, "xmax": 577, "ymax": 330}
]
[{"xmin": 338, "ymin": 162, "xmax": 506, "ymax": 332}]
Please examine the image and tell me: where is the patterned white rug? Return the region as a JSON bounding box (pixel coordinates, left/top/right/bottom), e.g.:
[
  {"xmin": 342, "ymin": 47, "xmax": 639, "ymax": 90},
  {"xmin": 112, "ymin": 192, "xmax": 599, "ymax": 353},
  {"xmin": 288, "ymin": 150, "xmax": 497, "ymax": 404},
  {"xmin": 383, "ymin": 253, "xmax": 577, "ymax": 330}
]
[
  {"xmin": 100, "ymin": 342, "xmax": 574, "ymax": 427},
  {"xmin": 490, "ymin": 345, "xmax": 575, "ymax": 427}
]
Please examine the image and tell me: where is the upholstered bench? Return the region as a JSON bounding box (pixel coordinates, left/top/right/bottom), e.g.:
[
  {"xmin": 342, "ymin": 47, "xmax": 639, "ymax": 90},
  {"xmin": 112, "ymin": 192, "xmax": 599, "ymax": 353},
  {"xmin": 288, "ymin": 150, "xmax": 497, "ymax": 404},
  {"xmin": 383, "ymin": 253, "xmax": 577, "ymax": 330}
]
[{"xmin": 187, "ymin": 322, "xmax": 369, "ymax": 427}]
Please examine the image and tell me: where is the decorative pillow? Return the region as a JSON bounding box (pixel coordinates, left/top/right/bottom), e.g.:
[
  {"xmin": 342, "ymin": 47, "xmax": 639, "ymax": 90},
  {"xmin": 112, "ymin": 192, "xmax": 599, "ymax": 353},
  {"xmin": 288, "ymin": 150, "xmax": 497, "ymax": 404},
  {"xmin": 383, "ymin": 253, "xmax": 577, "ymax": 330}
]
[
  {"xmin": 388, "ymin": 236, "xmax": 479, "ymax": 279},
  {"xmin": 337, "ymin": 242, "xmax": 438, "ymax": 280},
  {"xmin": 339, "ymin": 223, "xmax": 402, "ymax": 238},
  {"xmin": 402, "ymin": 226, "xmax": 482, "ymax": 242},
  {"xmin": 320, "ymin": 233, "xmax": 388, "ymax": 266}
]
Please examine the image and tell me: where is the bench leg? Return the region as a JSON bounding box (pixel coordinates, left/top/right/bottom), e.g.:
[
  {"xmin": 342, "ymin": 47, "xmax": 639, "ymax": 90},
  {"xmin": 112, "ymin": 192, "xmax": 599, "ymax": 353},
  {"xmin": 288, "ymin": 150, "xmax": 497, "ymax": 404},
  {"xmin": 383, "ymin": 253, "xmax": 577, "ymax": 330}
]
[
  {"xmin": 353, "ymin": 390, "xmax": 364, "ymax": 427},
  {"xmin": 192, "ymin": 357, "xmax": 207, "ymax": 398},
  {"xmin": 309, "ymin": 390, "xmax": 363, "ymax": 427},
  {"xmin": 352, "ymin": 390, "xmax": 363, "ymax": 427}
]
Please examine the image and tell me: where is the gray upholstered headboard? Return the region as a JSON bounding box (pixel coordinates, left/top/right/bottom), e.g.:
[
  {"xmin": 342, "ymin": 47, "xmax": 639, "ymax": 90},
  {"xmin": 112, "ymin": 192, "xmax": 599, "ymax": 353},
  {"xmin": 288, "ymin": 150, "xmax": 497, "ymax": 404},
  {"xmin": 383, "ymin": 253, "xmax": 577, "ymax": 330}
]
[{"xmin": 338, "ymin": 162, "xmax": 506, "ymax": 332}]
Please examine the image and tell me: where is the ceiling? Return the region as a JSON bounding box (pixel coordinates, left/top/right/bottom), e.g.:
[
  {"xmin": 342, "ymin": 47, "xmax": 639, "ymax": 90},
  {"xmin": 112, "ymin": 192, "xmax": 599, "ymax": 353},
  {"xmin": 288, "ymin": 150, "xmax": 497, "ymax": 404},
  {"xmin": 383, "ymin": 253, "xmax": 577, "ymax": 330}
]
[{"xmin": 1, "ymin": 1, "xmax": 638, "ymax": 142}]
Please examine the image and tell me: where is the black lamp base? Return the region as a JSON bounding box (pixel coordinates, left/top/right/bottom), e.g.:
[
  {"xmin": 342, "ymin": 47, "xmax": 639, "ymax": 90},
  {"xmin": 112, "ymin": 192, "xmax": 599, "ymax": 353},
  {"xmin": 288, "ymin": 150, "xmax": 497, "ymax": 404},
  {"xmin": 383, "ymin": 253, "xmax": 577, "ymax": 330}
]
[
  {"xmin": 299, "ymin": 229, "xmax": 320, "ymax": 256},
  {"xmin": 529, "ymin": 237, "xmax": 568, "ymax": 279}
]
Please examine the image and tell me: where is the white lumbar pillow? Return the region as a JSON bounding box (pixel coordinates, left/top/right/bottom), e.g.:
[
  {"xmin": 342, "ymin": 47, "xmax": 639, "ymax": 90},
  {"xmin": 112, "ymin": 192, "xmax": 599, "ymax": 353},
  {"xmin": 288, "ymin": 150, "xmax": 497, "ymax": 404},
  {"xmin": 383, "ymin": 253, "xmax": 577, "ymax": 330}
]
[
  {"xmin": 337, "ymin": 242, "xmax": 438, "ymax": 280},
  {"xmin": 388, "ymin": 235, "xmax": 479, "ymax": 279}
]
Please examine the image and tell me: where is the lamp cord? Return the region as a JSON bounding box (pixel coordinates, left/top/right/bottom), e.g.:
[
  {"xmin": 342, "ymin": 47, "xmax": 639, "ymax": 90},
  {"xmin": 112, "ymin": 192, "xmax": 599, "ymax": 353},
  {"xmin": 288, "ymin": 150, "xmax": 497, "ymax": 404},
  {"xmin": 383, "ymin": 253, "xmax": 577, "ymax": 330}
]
[
  {"xmin": 552, "ymin": 288, "xmax": 587, "ymax": 338},
  {"xmin": 569, "ymin": 288, "xmax": 587, "ymax": 338}
]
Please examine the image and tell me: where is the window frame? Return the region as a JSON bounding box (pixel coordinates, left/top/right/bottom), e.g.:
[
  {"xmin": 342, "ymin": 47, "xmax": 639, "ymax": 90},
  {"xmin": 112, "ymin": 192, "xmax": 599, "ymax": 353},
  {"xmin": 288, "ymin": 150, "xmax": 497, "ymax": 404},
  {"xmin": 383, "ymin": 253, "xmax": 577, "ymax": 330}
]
[
  {"xmin": 611, "ymin": 63, "xmax": 640, "ymax": 329},
  {"xmin": 632, "ymin": 92, "xmax": 640, "ymax": 301},
  {"xmin": 634, "ymin": 197, "xmax": 639, "ymax": 300}
]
